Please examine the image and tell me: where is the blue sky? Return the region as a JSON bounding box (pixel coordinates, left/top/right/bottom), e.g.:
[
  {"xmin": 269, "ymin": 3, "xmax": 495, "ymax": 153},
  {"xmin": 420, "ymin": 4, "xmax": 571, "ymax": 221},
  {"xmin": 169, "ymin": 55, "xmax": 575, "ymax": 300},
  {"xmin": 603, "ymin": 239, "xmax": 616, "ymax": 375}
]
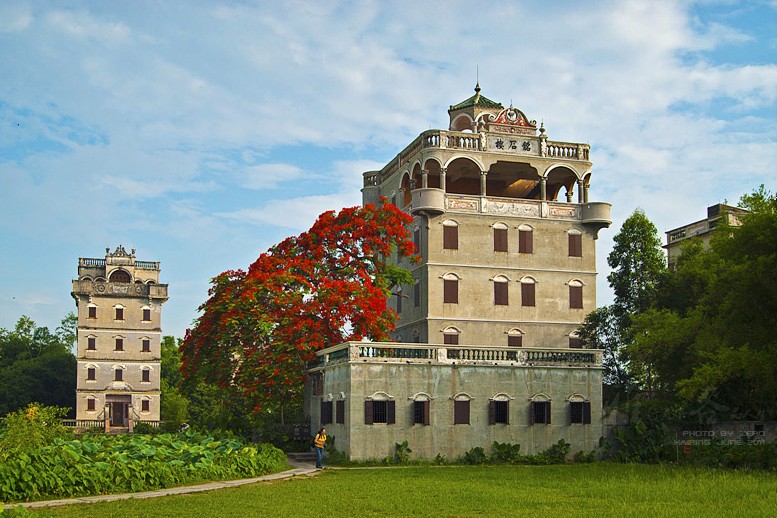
[{"xmin": 1, "ymin": 0, "xmax": 775, "ymax": 339}]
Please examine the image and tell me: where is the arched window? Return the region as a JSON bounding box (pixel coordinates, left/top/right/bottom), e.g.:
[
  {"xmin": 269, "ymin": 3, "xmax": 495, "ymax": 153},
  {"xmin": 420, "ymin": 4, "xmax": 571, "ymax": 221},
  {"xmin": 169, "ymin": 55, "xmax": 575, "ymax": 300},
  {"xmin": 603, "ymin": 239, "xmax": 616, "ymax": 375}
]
[
  {"xmin": 507, "ymin": 328, "xmax": 523, "ymax": 347},
  {"xmin": 568, "ymin": 394, "xmax": 591, "ymax": 424},
  {"xmin": 141, "ymin": 367, "xmax": 151, "ymax": 383},
  {"xmin": 452, "ymin": 393, "xmax": 473, "ymax": 425},
  {"xmin": 410, "ymin": 393, "xmax": 432, "ymax": 426},
  {"xmin": 518, "ymin": 224, "xmax": 533, "ymax": 254},
  {"xmin": 568, "ymin": 228, "xmax": 583, "ymax": 257},
  {"xmin": 520, "ymin": 277, "xmax": 536, "ymax": 307},
  {"xmin": 442, "ymin": 220, "xmax": 459, "ymax": 250},
  {"xmin": 86, "ymin": 397, "xmax": 97, "ymax": 412},
  {"xmin": 493, "ymin": 275, "xmax": 509, "ymax": 305},
  {"xmin": 489, "ymin": 393, "xmax": 513, "ymax": 425},
  {"xmin": 493, "ymin": 222, "xmax": 508, "ymax": 252},
  {"xmin": 568, "ymin": 280, "xmax": 584, "ymax": 309},
  {"xmin": 442, "ymin": 326, "xmax": 460, "ymax": 345},
  {"xmin": 114, "ymin": 304, "xmax": 125, "ymax": 321},
  {"xmin": 443, "ymin": 273, "xmax": 459, "ymax": 304},
  {"xmin": 529, "ymin": 393, "xmax": 551, "ymax": 425},
  {"xmin": 569, "ymin": 331, "xmax": 582, "ymax": 348},
  {"xmin": 140, "ymin": 397, "xmax": 151, "ymax": 412}
]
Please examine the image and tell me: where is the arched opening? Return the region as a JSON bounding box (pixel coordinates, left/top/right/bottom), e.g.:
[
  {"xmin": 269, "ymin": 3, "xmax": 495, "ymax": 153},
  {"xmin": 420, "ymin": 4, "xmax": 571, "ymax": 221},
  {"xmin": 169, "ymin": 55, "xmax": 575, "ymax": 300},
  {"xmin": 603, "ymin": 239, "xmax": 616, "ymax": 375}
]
[
  {"xmin": 109, "ymin": 270, "xmax": 131, "ymax": 283},
  {"xmin": 445, "ymin": 157, "xmax": 482, "ymax": 195}
]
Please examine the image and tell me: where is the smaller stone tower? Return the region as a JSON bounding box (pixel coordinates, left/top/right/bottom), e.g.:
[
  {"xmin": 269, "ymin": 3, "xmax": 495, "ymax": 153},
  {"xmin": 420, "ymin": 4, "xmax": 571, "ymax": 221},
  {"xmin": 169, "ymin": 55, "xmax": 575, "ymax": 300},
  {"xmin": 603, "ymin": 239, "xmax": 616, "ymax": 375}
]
[{"xmin": 71, "ymin": 246, "xmax": 168, "ymax": 431}]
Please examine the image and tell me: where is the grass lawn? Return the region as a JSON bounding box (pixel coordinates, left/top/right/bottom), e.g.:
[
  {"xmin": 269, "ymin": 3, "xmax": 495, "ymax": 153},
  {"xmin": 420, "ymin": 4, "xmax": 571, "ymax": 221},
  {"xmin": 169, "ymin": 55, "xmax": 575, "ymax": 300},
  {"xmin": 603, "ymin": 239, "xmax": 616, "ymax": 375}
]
[{"xmin": 27, "ymin": 463, "xmax": 777, "ymax": 517}]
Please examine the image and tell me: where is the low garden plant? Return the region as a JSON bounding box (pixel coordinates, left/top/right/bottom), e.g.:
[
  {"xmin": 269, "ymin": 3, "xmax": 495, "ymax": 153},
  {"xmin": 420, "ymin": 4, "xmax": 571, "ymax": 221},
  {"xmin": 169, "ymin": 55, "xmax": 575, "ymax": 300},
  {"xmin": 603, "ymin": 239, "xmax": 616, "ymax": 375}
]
[{"xmin": 0, "ymin": 406, "xmax": 288, "ymax": 504}]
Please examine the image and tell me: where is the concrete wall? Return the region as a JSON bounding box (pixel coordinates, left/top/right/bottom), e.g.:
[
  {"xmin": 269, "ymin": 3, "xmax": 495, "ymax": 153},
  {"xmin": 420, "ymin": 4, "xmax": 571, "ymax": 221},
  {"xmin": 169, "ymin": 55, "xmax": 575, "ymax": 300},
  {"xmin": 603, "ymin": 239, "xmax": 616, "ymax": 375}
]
[{"xmin": 309, "ymin": 350, "xmax": 603, "ymax": 461}]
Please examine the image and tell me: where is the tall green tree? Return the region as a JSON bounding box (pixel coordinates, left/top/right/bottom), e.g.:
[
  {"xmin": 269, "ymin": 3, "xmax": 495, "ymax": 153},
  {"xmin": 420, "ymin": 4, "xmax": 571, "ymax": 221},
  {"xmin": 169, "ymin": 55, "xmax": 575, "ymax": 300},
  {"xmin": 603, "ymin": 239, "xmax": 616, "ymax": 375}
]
[
  {"xmin": 579, "ymin": 209, "xmax": 666, "ymax": 400},
  {"xmin": 627, "ymin": 186, "xmax": 777, "ymax": 421},
  {"xmin": 0, "ymin": 315, "xmax": 77, "ymax": 416}
]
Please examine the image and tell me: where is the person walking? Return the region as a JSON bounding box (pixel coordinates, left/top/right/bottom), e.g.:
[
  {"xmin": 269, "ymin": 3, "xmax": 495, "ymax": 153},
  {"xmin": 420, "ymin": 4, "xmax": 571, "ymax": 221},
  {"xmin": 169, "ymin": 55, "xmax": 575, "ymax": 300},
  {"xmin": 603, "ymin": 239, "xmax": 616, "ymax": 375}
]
[{"xmin": 313, "ymin": 427, "xmax": 327, "ymax": 469}]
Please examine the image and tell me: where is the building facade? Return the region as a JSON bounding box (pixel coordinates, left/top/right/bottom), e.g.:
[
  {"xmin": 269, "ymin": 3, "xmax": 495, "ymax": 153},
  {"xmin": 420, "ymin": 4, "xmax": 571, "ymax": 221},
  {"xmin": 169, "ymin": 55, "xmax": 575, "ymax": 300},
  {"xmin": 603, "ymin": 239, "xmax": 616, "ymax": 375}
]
[
  {"xmin": 305, "ymin": 86, "xmax": 611, "ymax": 460},
  {"xmin": 664, "ymin": 203, "xmax": 748, "ymax": 268},
  {"xmin": 71, "ymin": 245, "xmax": 168, "ymax": 430}
]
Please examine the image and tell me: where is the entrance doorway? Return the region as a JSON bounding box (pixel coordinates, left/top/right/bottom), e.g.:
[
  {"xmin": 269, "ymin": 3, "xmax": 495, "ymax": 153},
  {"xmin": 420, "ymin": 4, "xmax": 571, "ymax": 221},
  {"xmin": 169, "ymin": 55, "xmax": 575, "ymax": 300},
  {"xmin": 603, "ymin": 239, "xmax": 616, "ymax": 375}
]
[{"xmin": 106, "ymin": 395, "xmax": 131, "ymax": 427}]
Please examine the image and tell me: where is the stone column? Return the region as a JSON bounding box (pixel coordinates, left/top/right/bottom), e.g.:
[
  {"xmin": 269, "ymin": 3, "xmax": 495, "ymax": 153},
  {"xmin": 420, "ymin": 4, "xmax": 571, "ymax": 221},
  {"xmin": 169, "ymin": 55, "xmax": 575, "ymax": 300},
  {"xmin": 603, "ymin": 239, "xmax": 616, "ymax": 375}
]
[
  {"xmin": 421, "ymin": 169, "xmax": 429, "ymax": 189},
  {"xmin": 566, "ymin": 188, "xmax": 574, "ymax": 203},
  {"xmin": 540, "ymin": 177, "xmax": 547, "ymax": 201},
  {"xmin": 440, "ymin": 168, "xmax": 447, "ymax": 192},
  {"xmin": 584, "ymin": 182, "xmax": 590, "ymax": 203},
  {"xmin": 578, "ymin": 179, "xmax": 585, "ymax": 203},
  {"xmin": 480, "ymin": 170, "xmax": 487, "ymax": 196}
]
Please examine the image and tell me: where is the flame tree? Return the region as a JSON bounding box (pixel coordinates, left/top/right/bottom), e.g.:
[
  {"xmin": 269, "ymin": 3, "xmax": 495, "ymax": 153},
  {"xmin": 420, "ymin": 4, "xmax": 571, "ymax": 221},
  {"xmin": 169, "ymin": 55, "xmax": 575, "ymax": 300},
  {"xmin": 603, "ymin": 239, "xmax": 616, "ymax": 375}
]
[{"xmin": 180, "ymin": 201, "xmax": 416, "ymax": 422}]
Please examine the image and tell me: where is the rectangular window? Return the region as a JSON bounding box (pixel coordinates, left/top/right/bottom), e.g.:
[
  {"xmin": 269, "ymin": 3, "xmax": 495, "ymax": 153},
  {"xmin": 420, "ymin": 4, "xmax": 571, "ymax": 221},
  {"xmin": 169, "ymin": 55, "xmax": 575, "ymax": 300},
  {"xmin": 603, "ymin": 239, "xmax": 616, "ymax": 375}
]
[
  {"xmin": 87, "ymin": 399, "xmax": 96, "ymax": 411},
  {"xmin": 320, "ymin": 401, "xmax": 333, "ymax": 425},
  {"xmin": 570, "ymin": 285, "xmax": 583, "ymax": 309},
  {"xmin": 531, "ymin": 401, "xmax": 551, "ymax": 425},
  {"xmin": 443, "ymin": 279, "xmax": 458, "ymax": 304},
  {"xmin": 508, "ymin": 334, "xmax": 523, "ymax": 347},
  {"xmin": 413, "ymin": 282, "xmax": 420, "ymax": 307},
  {"xmin": 115, "ymin": 338, "xmax": 124, "ymax": 351},
  {"xmin": 569, "ymin": 336, "xmax": 582, "ymax": 348},
  {"xmin": 413, "ymin": 400, "xmax": 430, "ymax": 425},
  {"xmin": 142, "ymin": 339, "xmax": 151, "ymax": 352},
  {"xmin": 142, "ymin": 308, "xmax": 151, "ymax": 321},
  {"xmin": 141, "ymin": 400, "xmax": 150, "ymax": 412},
  {"xmin": 494, "ymin": 227, "xmax": 508, "ymax": 252},
  {"xmin": 87, "ymin": 368, "xmax": 96, "ymax": 381},
  {"xmin": 88, "ymin": 306, "xmax": 97, "ymax": 319},
  {"xmin": 443, "ymin": 333, "xmax": 459, "ymax": 345},
  {"xmin": 115, "ymin": 307, "xmax": 124, "ymax": 320},
  {"xmin": 570, "ymin": 401, "xmax": 592, "ymax": 424},
  {"xmin": 519, "ymin": 229, "xmax": 533, "ymax": 254},
  {"xmin": 521, "ymin": 282, "xmax": 536, "ymax": 307},
  {"xmin": 114, "ymin": 369, "xmax": 123, "ymax": 382},
  {"xmin": 396, "ymin": 290, "xmax": 402, "ymax": 313},
  {"xmin": 87, "ymin": 337, "xmax": 96, "ymax": 350},
  {"xmin": 453, "ymin": 400, "xmax": 470, "ymax": 425},
  {"xmin": 413, "ymin": 228, "xmax": 421, "ymax": 253},
  {"xmin": 569, "ymin": 234, "xmax": 582, "ymax": 257},
  {"xmin": 443, "ymin": 225, "xmax": 458, "ymax": 250},
  {"xmin": 494, "ymin": 282, "xmax": 508, "ymax": 305},
  {"xmin": 364, "ymin": 400, "xmax": 395, "ymax": 425},
  {"xmin": 489, "ymin": 400, "xmax": 510, "ymax": 425},
  {"xmin": 336, "ymin": 400, "xmax": 345, "ymax": 424},
  {"xmin": 142, "ymin": 369, "xmax": 150, "ymax": 382}
]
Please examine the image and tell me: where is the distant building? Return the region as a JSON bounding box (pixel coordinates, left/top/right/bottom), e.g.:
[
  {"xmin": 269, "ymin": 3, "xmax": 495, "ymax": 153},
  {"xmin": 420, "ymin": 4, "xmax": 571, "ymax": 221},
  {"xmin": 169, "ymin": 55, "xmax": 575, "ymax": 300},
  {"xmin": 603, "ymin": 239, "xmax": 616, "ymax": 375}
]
[
  {"xmin": 304, "ymin": 86, "xmax": 612, "ymax": 460},
  {"xmin": 71, "ymin": 246, "xmax": 168, "ymax": 431},
  {"xmin": 664, "ymin": 203, "xmax": 748, "ymax": 268}
]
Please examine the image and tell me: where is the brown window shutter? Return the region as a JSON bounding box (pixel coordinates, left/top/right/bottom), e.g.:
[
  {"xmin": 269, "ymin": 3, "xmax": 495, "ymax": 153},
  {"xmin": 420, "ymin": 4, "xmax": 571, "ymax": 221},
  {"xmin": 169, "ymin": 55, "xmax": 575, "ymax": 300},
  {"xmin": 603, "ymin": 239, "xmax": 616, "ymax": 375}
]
[
  {"xmin": 569, "ymin": 336, "xmax": 582, "ymax": 348},
  {"xmin": 508, "ymin": 334, "xmax": 523, "ymax": 347},
  {"xmin": 494, "ymin": 228, "xmax": 508, "ymax": 252},
  {"xmin": 494, "ymin": 282, "xmax": 508, "ymax": 305},
  {"xmin": 583, "ymin": 402, "xmax": 591, "ymax": 424},
  {"xmin": 387, "ymin": 401, "xmax": 396, "ymax": 424},
  {"xmin": 529, "ymin": 402, "xmax": 536, "ymax": 425},
  {"xmin": 569, "ymin": 234, "xmax": 582, "ymax": 257},
  {"xmin": 519, "ymin": 229, "xmax": 533, "ymax": 254},
  {"xmin": 521, "ymin": 282, "xmax": 535, "ymax": 307},
  {"xmin": 443, "ymin": 333, "xmax": 459, "ymax": 345},
  {"xmin": 336, "ymin": 400, "xmax": 345, "ymax": 424},
  {"xmin": 443, "ymin": 225, "xmax": 458, "ymax": 250},
  {"xmin": 488, "ymin": 401, "xmax": 496, "ymax": 425},
  {"xmin": 414, "ymin": 282, "xmax": 420, "ymax": 307},
  {"xmin": 454, "ymin": 400, "xmax": 470, "ymax": 425},
  {"xmin": 546, "ymin": 402, "xmax": 552, "ymax": 424},
  {"xmin": 444, "ymin": 279, "xmax": 458, "ymax": 304},
  {"xmin": 423, "ymin": 400, "xmax": 430, "ymax": 426},
  {"xmin": 364, "ymin": 400, "xmax": 374, "ymax": 425},
  {"xmin": 570, "ymin": 285, "xmax": 583, "ymax": 309},
  {"xmin": 504, "ymin": 401, "xmax": 510, "ymax": 425}
]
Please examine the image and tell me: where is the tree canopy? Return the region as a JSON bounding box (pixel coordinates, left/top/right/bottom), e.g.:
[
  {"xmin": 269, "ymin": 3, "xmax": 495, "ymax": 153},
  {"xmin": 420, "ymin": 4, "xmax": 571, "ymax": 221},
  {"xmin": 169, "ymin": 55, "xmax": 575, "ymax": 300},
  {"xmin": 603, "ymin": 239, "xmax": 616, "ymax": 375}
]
[
  {"xmin": 0, "ymin": 315, "xmax": 77, "ymax": 416},
  {"xmin": 180, "ymin": 201, "xmax": 416, "ymax": 419}
]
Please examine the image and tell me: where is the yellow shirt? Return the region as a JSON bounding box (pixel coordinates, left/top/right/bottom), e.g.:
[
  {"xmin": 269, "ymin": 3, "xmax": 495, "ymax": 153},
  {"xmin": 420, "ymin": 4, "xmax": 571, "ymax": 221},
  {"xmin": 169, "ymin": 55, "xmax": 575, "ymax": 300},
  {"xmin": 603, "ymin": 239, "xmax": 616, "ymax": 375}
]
[{"xmin": 314, "ymin": 433, "xmax": 326, "ymax": 448}]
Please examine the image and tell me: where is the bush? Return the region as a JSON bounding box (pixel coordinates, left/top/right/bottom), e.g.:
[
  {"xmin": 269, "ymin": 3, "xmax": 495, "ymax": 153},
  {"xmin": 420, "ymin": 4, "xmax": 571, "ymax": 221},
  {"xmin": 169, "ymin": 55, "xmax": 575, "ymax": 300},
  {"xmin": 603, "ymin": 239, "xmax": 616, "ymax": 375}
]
[{"xmin": 0, "ymin": 403, "xmax": 71, "ymax": 452}]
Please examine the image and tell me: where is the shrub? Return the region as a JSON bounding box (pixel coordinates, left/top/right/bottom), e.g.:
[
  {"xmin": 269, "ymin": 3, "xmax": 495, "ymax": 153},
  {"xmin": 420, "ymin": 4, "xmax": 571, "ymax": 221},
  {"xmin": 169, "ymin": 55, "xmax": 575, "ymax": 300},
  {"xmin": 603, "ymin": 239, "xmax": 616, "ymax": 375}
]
[
  {"xmin": 0, "ymin": 403, "xmax": 71, "ymax": 452},
  {"xmin": 491, "ymin": 441, "xmax": 522, "ymax": 464}
]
